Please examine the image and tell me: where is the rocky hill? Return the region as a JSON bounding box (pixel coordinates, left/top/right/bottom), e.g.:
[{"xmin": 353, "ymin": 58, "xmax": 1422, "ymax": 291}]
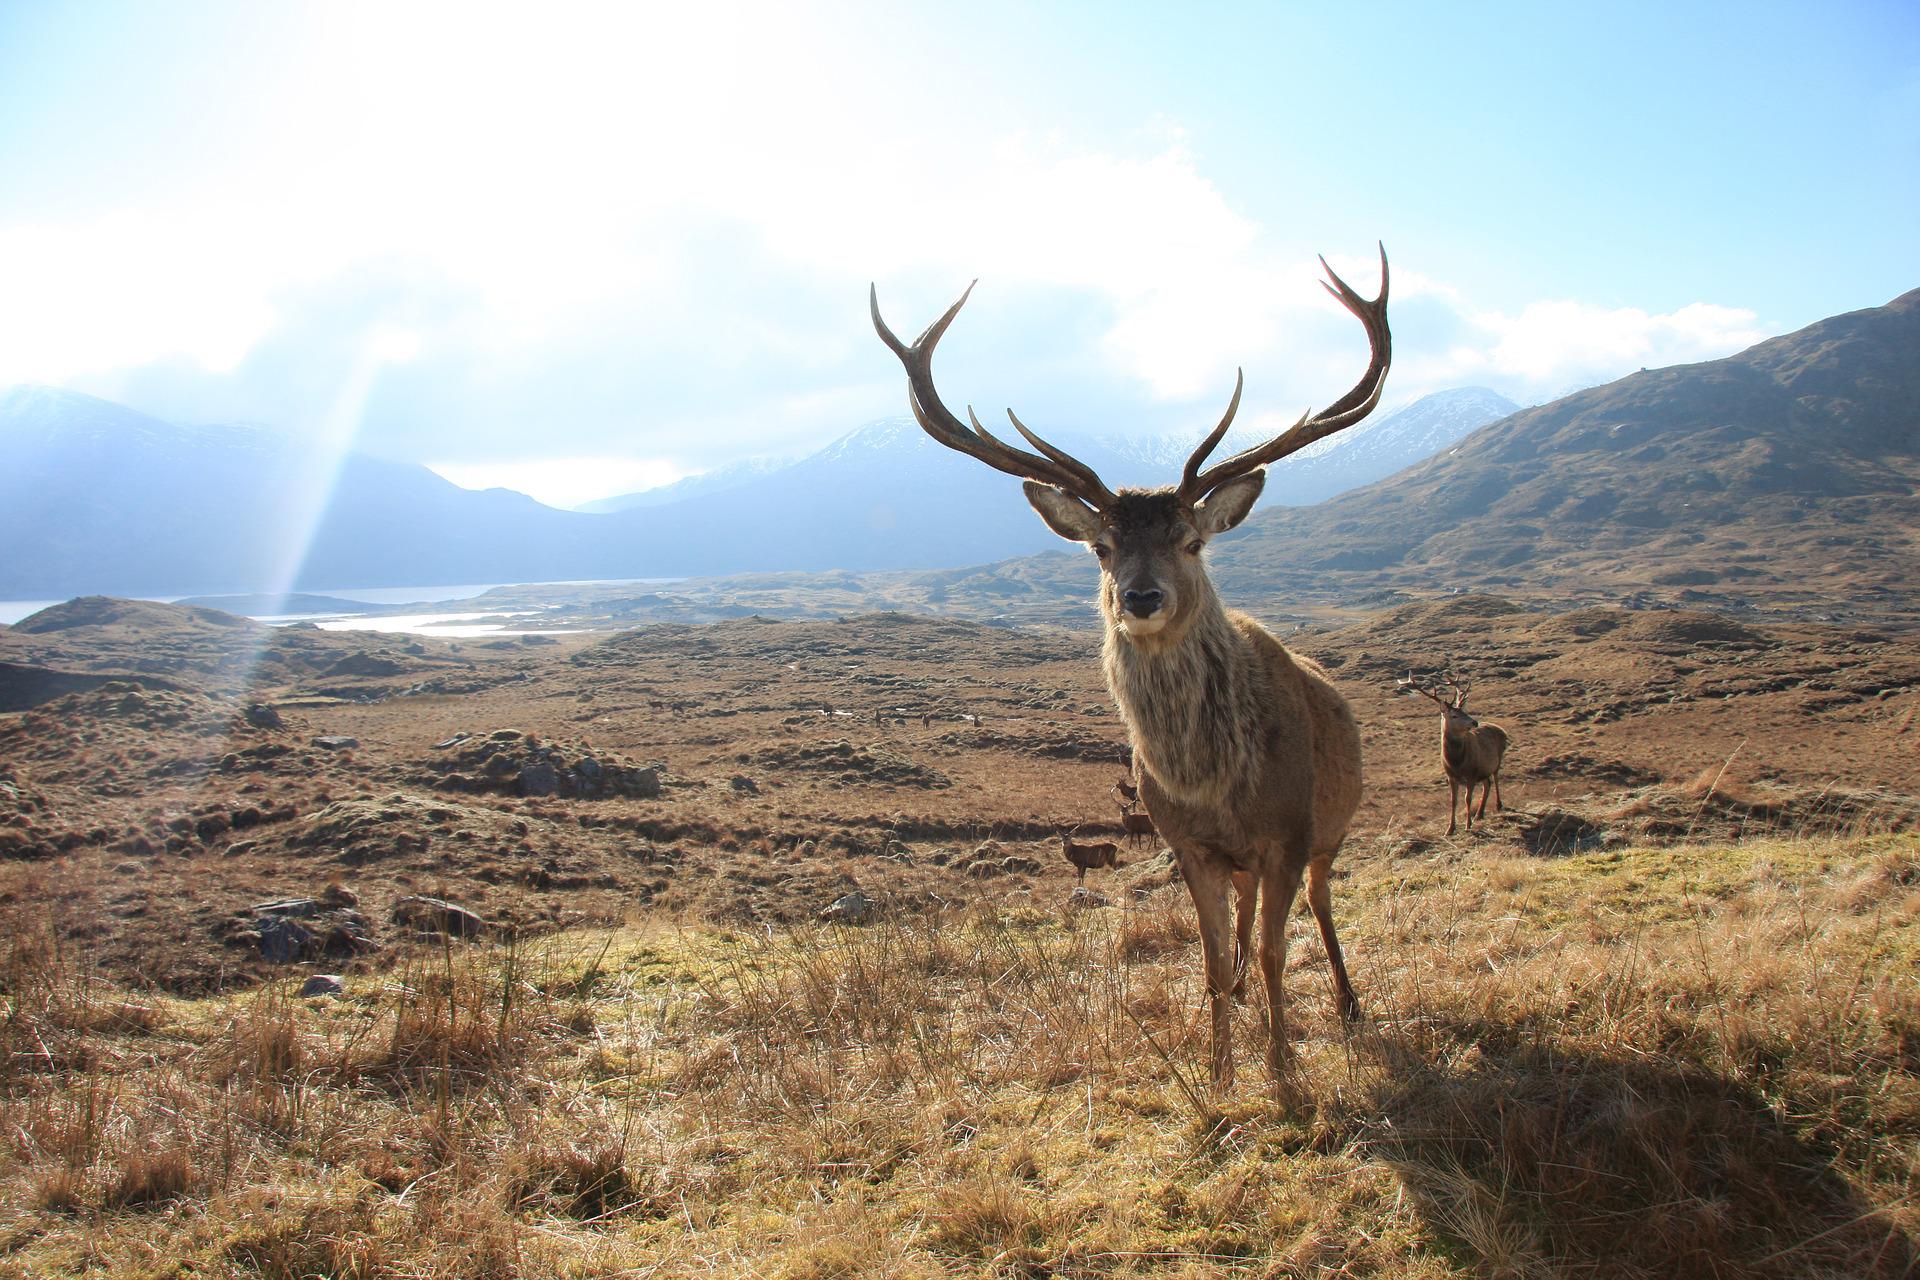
[{"xmin": 1198, "ymin": 287, "xmax": 1920, "ymax": 624}]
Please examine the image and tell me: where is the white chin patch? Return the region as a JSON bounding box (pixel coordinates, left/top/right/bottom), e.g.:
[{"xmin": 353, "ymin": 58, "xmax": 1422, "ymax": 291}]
[{"xmin": 1119, "ymin": 613, "xmax": 1168, "ymax": 637}]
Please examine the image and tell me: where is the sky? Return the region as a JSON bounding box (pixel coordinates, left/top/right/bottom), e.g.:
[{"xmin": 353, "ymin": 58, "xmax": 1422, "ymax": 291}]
[{"xmin": 1, "ymin": 1, "xmax": 1916, "ymax": 509}]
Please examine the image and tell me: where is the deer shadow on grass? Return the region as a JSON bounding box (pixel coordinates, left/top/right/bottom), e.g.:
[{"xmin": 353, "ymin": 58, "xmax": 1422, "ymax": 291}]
[{"xmin": 1343, "ymin": 1028, "xmax": 1917, "ymax": 1278}]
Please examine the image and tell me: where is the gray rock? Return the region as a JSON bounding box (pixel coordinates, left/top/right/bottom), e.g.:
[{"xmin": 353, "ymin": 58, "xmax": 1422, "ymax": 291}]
[
  {"xmin": 821, "ymin": 890, "xmax": 875, "ymax": 925},
  {"xmin": 729, "ymin": 774, "xmax": 759, "ymax": 794},
  {"xmin": 392, "ymin": 895, "xmax": 487, "ymax": 939},
  {"xmin": 252, "ymin": 897, "xmax": 324, "ymax": 918},
  {"xmin": 313, "ymin": 736, "xmax": 359, "ymax": 751},
  {"xmin": 301, "ymin": 974, "xmax": 345, "ymax": 998},
  {"xmin": 1067, "ymin": 888, "xmax": 1110, "ymax": 910},
  {"xmin": 519, "ymin": 761, "xmax": 560, "ymax": 797},
  {"xmin": 244, "ymin": 703, "xmax": 284, "ymax": 729},
  {"xmin": 240, "ymin": 898, "xmax": 377, "ymax": 962},
  {"xmin": 257, "ymin": 916, "xmax": 316, "ymax": 963}
]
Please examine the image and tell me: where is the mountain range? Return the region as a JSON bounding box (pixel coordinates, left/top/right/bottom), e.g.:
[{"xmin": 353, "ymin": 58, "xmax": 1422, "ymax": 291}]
[
  {"xmin": 7, "ymin": 278, "xmax": 1912, "ymax": 623},
  {"xmin": 887, "ymin": 286, "xmax": 1917, "ymax": 628},
  {"xmin": 1206, "ymin": 284, "xmax": 1920, "ymax": 621},
  {"xmin": 0, "ymin": 379, "xmax": 1515, "ymax": 599}
]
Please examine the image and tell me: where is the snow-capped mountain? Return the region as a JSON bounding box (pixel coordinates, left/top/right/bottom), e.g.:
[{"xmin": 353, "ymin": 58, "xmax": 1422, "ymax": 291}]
[
  {"xmin": 1105, "ymin": 387, "xmax": 1518, "ymax": 503},
  {"xmin": 574, "ymin": 454, "xmax": 798, "ymax": 513}
]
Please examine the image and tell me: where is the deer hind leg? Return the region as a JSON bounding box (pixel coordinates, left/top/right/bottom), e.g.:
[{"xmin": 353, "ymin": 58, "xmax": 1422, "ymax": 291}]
[
  {"xmin": 1230, "ymin": 871, "xmax": 1258, "ymax": 999},
  {"xmin": 1474, "ymin": 777, "xmax": 1493, "ymax": 821},
  {"xmin": 1258, "ymin": 858, "xmax": 1305, "ymax": 1082},
  {"xmin": 1307, "ymin": 855, "xmax": 1360, "ymax": 1022},
  {"xmin": 1492, "ymin": 771, "xmax": 1503, "ymax": 813},
  {"xmin": 1182, "ymin": 854, "xmax": 1239, "ymax": 1089}
]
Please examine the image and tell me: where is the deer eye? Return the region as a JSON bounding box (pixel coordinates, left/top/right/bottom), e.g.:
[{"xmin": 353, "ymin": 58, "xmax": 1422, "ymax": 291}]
[
  {"xmin": 1185, "ymin": 540, "xmax": 1204, "ymax": 555},
  {"xmin": 1093, "ymin": 544, "xmax": 1111, "ymax": 560}
]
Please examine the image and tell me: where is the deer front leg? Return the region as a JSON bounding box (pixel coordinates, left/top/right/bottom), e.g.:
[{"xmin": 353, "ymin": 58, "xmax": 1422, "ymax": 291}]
[
  {"xmin": 1181, "ymin": 853, "xmax": 1238, "ymax": 1090},
  {"xmin": 1259, "ymin": 857, "xmax": 1305, "ymax": 1082},
  {"xmin": 1229, "ymin": 870, "xmax": 1258, "ymax": 998},
  {"xmin": 1447, "ymin": 778, "xmax": 1460, "ymax": 835}
]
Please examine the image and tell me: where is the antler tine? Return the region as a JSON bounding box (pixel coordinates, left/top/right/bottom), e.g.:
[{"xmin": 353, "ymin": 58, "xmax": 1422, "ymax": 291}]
[
  {"xmin": 1179, "ymin": 244, "xmax": 1391, "ymax": 504},
  {"xmin": 1003, "ymin": 407, "xmax": 1116, "ymax": 503},
  {"xmin": 1178, "ymin": 368, "xmax": 1245, "ymax": 497},
  {"xmin": 871, "ymin": 283, "xmax": 1118, "ymax": 509}
]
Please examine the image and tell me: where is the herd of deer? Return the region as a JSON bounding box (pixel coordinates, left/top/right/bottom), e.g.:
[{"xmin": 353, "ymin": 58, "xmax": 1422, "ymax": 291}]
[{"xmin": 874, "ymin": 246, "xmax": 1512, "ymax": 1092}]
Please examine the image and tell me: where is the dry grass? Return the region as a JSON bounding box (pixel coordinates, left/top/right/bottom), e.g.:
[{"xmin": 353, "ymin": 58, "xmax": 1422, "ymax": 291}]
[{"xmin": 0, "ymin": 833, "xmax": 1915, "ymax": 1277}]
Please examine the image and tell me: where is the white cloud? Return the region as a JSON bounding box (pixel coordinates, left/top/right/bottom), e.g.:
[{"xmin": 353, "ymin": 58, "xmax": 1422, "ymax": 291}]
[
  {"xmin": 1393, "ymin": 297, "xmax": 1770, "ymax": 403},
  {"xmin": 0, "ymin": 1, "xmax": 1782, "ymax": 478}
]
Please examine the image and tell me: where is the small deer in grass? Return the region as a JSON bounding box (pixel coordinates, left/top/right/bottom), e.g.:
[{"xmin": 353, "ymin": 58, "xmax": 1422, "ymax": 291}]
[
  {"xmin": 1398, "ymin": 671, "xmax": 1509, "ymax": 835},
  {"xmin": 1058, "ymin": 827, "xmax": 1121, "ymax": 885},
  {"xmin": 1120, "ymin": 809, "xmax": 1158, "ymax": 850},
  {"xmin": 874, "ymin": 248, "xmax": 1387, "ymax": 1089},
  {"xmin": 1112, "ymin": 775, "xmax": 1141, "ymax": 812}
]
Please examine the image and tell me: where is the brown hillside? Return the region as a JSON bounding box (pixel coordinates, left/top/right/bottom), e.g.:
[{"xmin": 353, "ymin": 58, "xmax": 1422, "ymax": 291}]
[{"xmin": 1208, "ymin": 286, "xmax": 1920, "ymax": 625}]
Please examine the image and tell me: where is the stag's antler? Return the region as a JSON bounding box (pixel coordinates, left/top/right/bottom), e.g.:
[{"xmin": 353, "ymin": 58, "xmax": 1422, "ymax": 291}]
[
  {"xmin": 1178, "ymin": 245, "xmax": 1391, "ymax": 505},
  {"xmin": 870, "ymin": 283, "xmax": 1118, "ymax": 510},
  {"xmin": 1397, "ymin": 670, "xmax": 1455, "ymax": 709}
]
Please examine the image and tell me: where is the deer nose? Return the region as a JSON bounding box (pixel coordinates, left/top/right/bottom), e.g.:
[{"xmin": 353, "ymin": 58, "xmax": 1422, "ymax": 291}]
[{"xmin": 1122, "ymin": 588, "xmax": 1164, "ymax": 618}]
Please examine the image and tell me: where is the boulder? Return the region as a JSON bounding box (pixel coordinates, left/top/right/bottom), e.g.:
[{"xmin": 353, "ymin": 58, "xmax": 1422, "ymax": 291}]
[
  {"xmin": 391, "ymin": 895, "xmax": 488, "ymax": 939},
  {"xmin": 821, "ymin": 890, "xmax": 875, "ymax": 925},
  {"xmin": 231, "ymin": 897, "xmax": 377, "ymax": 962}
]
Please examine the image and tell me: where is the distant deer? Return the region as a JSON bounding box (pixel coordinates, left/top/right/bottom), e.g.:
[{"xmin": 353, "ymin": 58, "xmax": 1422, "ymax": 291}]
[
  {"xmin": 1112, "ymin": 775, "xmax": 1141, "ymax": 812},
  {"xmin": 874, "ymin": 248, "xmax": 1387, "ymax": 1089},
  {"xmin": 1120, "ymin": 810, "xmax": 1157, "ymax": 850},
  {"xmin": 1398, "ymin": 671, "xmax": 1510, "ymax": 835},
  {"xmin": 1058, "ymin": 826, "xmax": 1121, "ymax": 885}
]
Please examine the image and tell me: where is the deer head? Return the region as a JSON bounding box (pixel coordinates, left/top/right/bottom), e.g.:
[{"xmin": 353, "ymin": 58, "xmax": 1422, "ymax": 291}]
[{"xmin": 871, "ymin": 249, "xmax": 1390, "ymax": 651}]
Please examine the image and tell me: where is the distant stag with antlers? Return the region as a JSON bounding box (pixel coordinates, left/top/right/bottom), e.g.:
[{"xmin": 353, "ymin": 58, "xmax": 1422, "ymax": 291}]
[
  {"xmin": 874, "ymin": 248, "xmax": 1389, "ymax": 1089},
  {"xmin": 1398, "ymin": 671, "xmax": 1509, "ymax": 835},
  {"xmin": 1058, "ymin": 827, "xmax": 1121, "ymax": 885}
]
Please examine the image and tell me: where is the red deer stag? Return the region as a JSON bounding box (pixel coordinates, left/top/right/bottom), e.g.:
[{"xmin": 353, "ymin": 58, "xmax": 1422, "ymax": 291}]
[
  {"xmin": 873, "ymin": 248, "xmax": 1388, "ymax": 1089},
  {"xmin": 1058, "ymin": 827, "xmax": 1121, "ymax": 885},
  {"xmin": 1398, "ymin": 671, "xmax": 1509, "ymax": 835}
]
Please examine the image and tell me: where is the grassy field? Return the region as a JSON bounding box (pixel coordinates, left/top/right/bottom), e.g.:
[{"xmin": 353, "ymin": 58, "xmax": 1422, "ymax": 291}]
[{"xmin": 2, "ymin": 833, "xmax": 1915, "ymax": 1278}]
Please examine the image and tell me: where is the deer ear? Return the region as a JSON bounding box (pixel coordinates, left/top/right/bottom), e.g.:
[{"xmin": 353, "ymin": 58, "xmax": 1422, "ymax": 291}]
[
  {"xmin": 1193, "ymin": 470, "xmax": 1265, "ymax": 538},
  {"xmin": 1023, "ymin": 482, "xmax": 1103, "ymax": 543}
]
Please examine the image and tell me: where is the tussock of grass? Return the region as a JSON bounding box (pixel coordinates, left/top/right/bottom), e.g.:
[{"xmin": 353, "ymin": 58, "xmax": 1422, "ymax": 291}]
[{"xmin": 0, "ymin": 834, "xmax": 1915, "ymax": 1276}]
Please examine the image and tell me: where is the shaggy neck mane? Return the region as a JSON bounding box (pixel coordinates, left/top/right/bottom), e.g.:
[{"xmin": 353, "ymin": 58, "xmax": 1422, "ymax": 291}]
[{"xmin": 1101, "ymin": 578, "xmax": 1255, "ymax": 809}]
